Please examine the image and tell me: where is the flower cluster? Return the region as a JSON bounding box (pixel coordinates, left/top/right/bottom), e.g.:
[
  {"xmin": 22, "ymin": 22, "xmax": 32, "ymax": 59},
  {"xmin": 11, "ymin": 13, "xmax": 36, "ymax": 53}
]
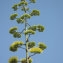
[
  {"xmin": 10, "ymin": 14, "xmax": 18, "ymax": 20},
  {"xmin": 24, "ymin": 30, "xmax": 35, "ymax": 35},
  {"xmin": 9, "ymin": 56, "xmax": 18, "ymax": 63},
  {"xmin": 21, "ymin": 58, "xmax": 32, "ymax": 63},
  {"xmin": 29, "ymin": 47, "xmax": 43, "ymax": 53},
  {"xmin": 10, "ymin": 41, "xmax": 23, "ymax": 52},
  {"xmin": 38, "ymin": 42, "xmax": 47, "ymax": 50},
  {"xmin": 9, "ymin": 27, "xmax": 21, "ymax": 38},
  {"xmin": 30, "ymin": 10, "xmax": 40, "ymax": 16}
]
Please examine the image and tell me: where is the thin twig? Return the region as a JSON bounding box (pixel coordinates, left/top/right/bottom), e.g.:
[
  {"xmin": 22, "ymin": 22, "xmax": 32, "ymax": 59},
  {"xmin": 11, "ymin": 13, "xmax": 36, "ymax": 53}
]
[
  {"xmin": 27, "ymin": 34, "xmax": 31, "ymax": 40},
  {"xmin": 26, "ymin": 23, "xmax": 31, "ymax": 27},
  {"xmin": 18, "ymin": 46, "xmax": 26, "ymax": 50},
  {"xmin": 19, "ymin": 29, "xmax": 25, "ymax": 34},
  {"xmin": 28, "ymin": 53, "xmax": 37, "ymax": 59}
]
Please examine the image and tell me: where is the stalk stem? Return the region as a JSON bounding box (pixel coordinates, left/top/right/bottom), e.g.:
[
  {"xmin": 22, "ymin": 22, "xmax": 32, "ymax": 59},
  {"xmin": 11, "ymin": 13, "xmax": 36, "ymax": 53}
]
[{"xmin": 25, "ymin": 18, "xmax": 29, "ymax": 63}]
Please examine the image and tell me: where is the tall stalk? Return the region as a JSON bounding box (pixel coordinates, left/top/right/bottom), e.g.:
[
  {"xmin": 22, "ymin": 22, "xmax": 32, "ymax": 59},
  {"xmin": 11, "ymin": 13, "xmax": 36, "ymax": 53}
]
[
  {"xmin": 9, "ymin": 0, "xmax": 47, "ymax": 63},
  {"xmin": 25, "ymin": 19, "xmax": 29, "ymax": 63}
]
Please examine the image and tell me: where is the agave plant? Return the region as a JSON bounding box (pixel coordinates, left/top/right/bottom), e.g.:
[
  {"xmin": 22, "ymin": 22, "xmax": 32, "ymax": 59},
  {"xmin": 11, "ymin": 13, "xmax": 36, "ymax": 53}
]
[{"xmin": 9, "ymin": 0, "xmax": 47, "ymax": 63}]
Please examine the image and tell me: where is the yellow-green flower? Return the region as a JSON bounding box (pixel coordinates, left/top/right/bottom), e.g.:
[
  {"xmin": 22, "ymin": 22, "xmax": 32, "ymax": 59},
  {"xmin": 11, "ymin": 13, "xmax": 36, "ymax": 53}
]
[
  {"xmin": 30, "ymin": 10, "xmax": 40, "ymax": 16},
  {"xmin": 9, "ymin": 26, "xmax": 18, "ymax": 34},
  {"xmin": 38, "ymin": 42, "xmax": 47, "ymax": 50},
  {"xmin": 21, "ymin": 58, "xmax": 32, "ymax": 63},
  {"xmin": 29, "ymin": 47, "xmax": 43, "ymax": 53},
  {"xmin": 28, "ymin": 42, "xmax": 35, "ymax": 48},
  {"xmin": 37, "ymin": 25, "xmax": 45, "ymax": 32},
  {"xmin": 13, "ymin": 32, "xmax": 21, "ymax": 38},
  {"xmin": 12, "ymin": 4, "xmax": 18, "ymax": 11},
  {"xmin": 9, "ymin": 41, "xmax": 24, "ymax": 52},
  {"xmin": 10, "ymin": 13, "xmax": 18, "ymax": 20},
  {"xmin": 9, "ymin": 56, "xmax": 18, "ymax": 63},
  {"xmin": 24, "ymin": 30, "xmax": 35, "ymax": 35},
  {"xmin": 18, "ymin": 1, "xmax": 28, "ymax": 6}
]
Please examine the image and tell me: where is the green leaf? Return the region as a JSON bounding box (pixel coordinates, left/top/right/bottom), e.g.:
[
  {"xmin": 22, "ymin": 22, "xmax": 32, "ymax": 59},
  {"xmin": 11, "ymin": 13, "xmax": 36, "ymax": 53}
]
[
  {"xmin": 24, "ymin": 30, "xmax": 35, "ymax": 35},
  {"xmin": 28, "ymin": 42, "xmax": 35, "ymax": 48},
  {"xmin": 12, "ymin": 4, "xmax": 18, "ymax": 11},
  {"xmin": 37, "ymin": 25, "xmax": 45, "ymax": 32},
  {"xmin": 21, "ymin": 58, "xmax": 32, "ymax": 63},
  {"xmin": 38, "ymin": 42, "xmax": 47, "ymax": 50},
  {"xmin": 13, "ymin": 32, "xmax": 21, "ymax": 38},
  {"xmin": 30, "ymin": 10, "xmax": 40, "ymax": 16},
  {"xmin": 9, "ymin": 56, "xmax": 18, "ymax": 63},
  {"xmin": 9, "ymin": 27, "xmax": 18, "ymax": 34},
  {"xmin": 29, "ymin": 47, "xmax": 43, "ymax": 53},
  {"xmin": 10, "ymin": 14, "xmax": 18, "ymax": 20}
]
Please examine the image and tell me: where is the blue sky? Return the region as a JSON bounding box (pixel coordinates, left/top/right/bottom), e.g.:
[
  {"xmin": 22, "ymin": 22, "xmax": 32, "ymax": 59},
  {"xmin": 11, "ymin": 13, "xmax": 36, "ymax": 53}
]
[{"xmin": 0, "ymin": 0, "xmax": 63, "ymax": 63}]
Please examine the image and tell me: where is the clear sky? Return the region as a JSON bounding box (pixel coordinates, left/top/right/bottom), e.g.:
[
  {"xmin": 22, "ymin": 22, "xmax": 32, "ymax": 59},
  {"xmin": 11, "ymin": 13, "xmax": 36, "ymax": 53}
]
[{"xmin": 0, "ymin": 0, "xmax": 63, "ymax": 63}]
